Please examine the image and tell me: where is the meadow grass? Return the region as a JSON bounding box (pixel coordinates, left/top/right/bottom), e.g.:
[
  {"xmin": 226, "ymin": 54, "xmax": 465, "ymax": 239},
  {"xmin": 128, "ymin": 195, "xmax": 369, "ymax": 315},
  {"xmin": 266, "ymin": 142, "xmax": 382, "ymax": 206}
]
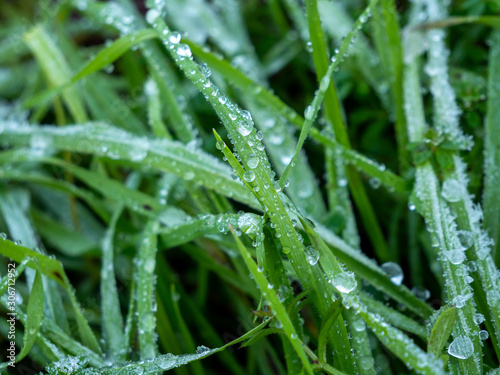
[{"xmin": 0, "ymin": 0, "xmax": 499, "ymax": 374}]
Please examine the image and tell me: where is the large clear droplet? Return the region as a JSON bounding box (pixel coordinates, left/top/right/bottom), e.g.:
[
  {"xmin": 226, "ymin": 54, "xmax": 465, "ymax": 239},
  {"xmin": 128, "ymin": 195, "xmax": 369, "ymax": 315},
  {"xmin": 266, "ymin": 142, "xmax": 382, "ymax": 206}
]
[
  {"xmin": 441, "ymin": 179, "xmax": 462, "ymax": 203},
  {"xmin": 247, "ymin": 154, "xmax": 259, "ymax": 169},
  {"xmin": 243, "ymin": 170, "xmax": 255, "ymax": 182},
  {"xmin": 168, "ymin": 32, "xmax": 181, "ymax": 44},
  {"xmin": 176, "ymin": 44, "xmax": 192, "ymax": 57},
  {"xmin": 200, "ymin": 63, "xmax": 211, "ymax": 78},
  {"xmin": 145, "ymin": 9, "xmax": 160, "ymax": 24},
  {"xmin": 443, "ymin": 248, "xmax": 466, "ymax": 265},
  {"xmin": 331, "ymin": 272, "xmax": 357, "ymax": 294},
  {"xmin": 304, "ymin": 246, "xmax": 320, "ymax": 266},
  {"xmin": 448, "ymin": 336, "xmax": 474, "ymax": 359},
  {"xmin": 381, "ymin": 262, "xmax": 403, "ymax": 286}
]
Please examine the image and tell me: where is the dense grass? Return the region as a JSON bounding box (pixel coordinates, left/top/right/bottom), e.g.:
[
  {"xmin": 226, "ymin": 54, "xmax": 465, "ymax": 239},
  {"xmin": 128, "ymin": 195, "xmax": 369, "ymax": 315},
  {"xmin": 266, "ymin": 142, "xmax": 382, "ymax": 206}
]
[{"xmin": 0, "ymin": 0, "xmax": 499, "ymax": 374}]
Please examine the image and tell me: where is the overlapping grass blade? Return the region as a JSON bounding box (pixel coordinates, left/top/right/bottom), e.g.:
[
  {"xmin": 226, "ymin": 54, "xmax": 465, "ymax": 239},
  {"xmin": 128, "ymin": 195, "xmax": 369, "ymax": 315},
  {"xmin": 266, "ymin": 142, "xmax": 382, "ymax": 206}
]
[{"xmin": 0, "ymin": 122, "xmax": 258, "ymax": 209}]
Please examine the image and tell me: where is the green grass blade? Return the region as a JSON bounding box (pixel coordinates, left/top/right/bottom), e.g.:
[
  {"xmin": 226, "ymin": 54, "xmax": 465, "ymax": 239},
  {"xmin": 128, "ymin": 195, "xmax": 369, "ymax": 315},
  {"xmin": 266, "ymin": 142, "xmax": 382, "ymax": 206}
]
[
  {"xmin": 484, "ymin": 30, "xmax": 500, "ymax": 265},
  {"xmin": 300, "ymin": 216, "xmax": 445, "ymax": 375},
  {"xmin": 24, "ymin": 29, "xmax": 157, "ymax": 110},
  {"xmin": 428, "ymin": 305, "xmax": 457, "ymax": 358},
  {"xmin": 24, "ymin": 25, "xmax": 87, "ymax": 123},
  {"xmin": 146, "ymin": 12, "xmax": 355, "ymax": 371},
  {"xmin": 16, "ymin": 270, "xmax": 44, "ymax": 362},
  {"xmin": 375, "ymin": 0, "xmax": 408, "ymax": 171},
  {"xmin": 230, "ymin": 227, "xmax": 314, "ymax": 375},
  {"xmin": 0, "ymin": 123, "xmax": 259, "ymax": 209},
  {"xmin": 136, "ymin": 220, "xmax": 159, "ymax": 359},
  {"xmin": 317, "ymin": 299, "xmax": 343, "ymax": 364},
  {"xmin": 101, "ymin": 208, "xmax": 126, "ymax": 361},
  {"xmin": 0, "ymin": 238, "xmax": 102, "ymax": 354}
]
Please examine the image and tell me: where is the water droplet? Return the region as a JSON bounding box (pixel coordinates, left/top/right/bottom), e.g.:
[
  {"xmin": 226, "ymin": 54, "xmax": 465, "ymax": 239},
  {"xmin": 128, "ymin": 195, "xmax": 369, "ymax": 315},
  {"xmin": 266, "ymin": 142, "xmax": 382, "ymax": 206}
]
[
  {"xmin": 304, "ymin": 246, "xmax": 319, "ymax": 266},
  {"xmin": 168, "ymin": 32, "xmax": 181, "ymax": 44},
  {"xmin": 441, "ymin": 179, "xmax": 463, "ymax": 203},
  {"xmin": 452, "ymin": 293, "xmax": 473, "ymax": 308},
  {"xmin": 443, "ymin": 248, "xmax": 466, "ymax": 265},
  {"xmin": 304, "ymin": 105, "xmax": 314, "ymax": 121},
  {"xmin": 257, "ymin": 265, "xmax": 264, "ymax": 273},
  {"xmin": 473, "ymin": 313, "xmax": 485, "ymax": 325},
  {"xmin": 320, "ymin": 76, "xmax": 330, "ymax": 91},
  {"xmin": 381, "ymin": 262, "xmax": 403, "ymax": 286},
  {"xmin": 237, "ymin": 121, "xmax": 252, "ymax": 136},
  {"xmin": 176, "ymin": 44, "xmax": 192, "ymax": 57},
  {"xmin": 247, "ymin": 154, "xmax": 259, "ymax": 169},
  {"xmin": 243, "ymin": 170, "xmax": 255, "ymax": 182},
  {"xmin": 196, "ymin": 345, "xmax": 211, "ymax": 355},
  {"xmin": 306, "ymin": 41, "xmax": 313, "ymax": 52},
  {"xmin": 369, "ymin": 177, "xmax": 381, "ymax": 189},
  {"xmin": 238, "ymin": 213, "xmax": 260, "ymax": 235},
  {"xmin": 200, "ymin": 63, "xmax": 211, "ymax": 78},
  {"xmin": 338, "ymin": 178, "xmax": 348, "ymax": 187},
  {"xmin": 278, "ymin": 285, "xmax": 290, "ymax": 302},
  {"xmin": 291, "ymin": 333, "xmax": 298, "ymax": 339},
  {"xmin": 352, "ymin": 319, "xmax": 365, "ymax": 332},
  {"xmin": 448, "ymin": 336, "xmax": 474, "ymax": 359},
  {"xmin": 184, "ymin": 171, "xmax": 195, "ymax": 180},
  {"xmin": 145, "ymin": 9, "xmax": 160, "ymax": 24},
  {"xmin": 411, "ymin": 286, "xmax": 430, "ymax": 301},
  {"xmin": 479, "ymin": 330, "xmax": 489, "ymax": 340},
  {"xmin": 331, "ymin": 272, "xmax": 357, "ymax": 294},
  {"xmin": 218, "ymin": 95, "xmax": 227, "ymax": 104},
  {"xmin": 457, "ymin": 231, "xmax": 474, "ymax": 248},
  {"xmin": 216, "ymin": 140, "xmax": 225, "ymax": 150},
  {"xmin": 408, "ymin": 203, "xmax": 416, "ymax": 211}
]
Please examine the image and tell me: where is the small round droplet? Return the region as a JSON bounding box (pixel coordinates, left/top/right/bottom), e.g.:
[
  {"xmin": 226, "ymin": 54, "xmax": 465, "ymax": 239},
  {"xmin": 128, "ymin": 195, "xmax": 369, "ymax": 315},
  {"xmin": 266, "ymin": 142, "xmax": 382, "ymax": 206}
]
[
  {"xmin": 479, "ymin": 330, "xmax": 489, "ymax": 341},
  {"xmin": 369, "ymin": 177, "xmax": 381, "ymax": 189},
  {"xmin": 216, "ymin": 140, "xmax": 225, "ymax": 150}
]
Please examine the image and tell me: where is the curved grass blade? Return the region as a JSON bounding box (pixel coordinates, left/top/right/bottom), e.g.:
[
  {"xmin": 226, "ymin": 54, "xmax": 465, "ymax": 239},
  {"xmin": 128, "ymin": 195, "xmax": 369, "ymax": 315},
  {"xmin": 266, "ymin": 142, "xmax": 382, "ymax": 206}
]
[
  {"xmin": 0, "ymin": 238, "xmax": 102, "ymax": 354},
  {"xmin": 484, "ymin": 30, "xmax": 500, "ymax": 265},
  {"xmin": 101, "ymin": 208, "xmax": 126, "ymax": 362},
  {"xmin": 187, "ymin": 39, "xmax": 406, "ymax": 193},
  {"xmin": 24, "ymin": 25, "xmax": 87, "ymax": 123},
  {"xmin": 359, "ymin": 292, "xmax": 427, "ymax": 339},
  {"xmin": 418, "ymin": 16, "xmax": 500, "ymax": 30},
  {"xmin": 403, "ymin": 2, "xmax": 482, "ymax": 372},
  {"xmin": 84, "ymin": 317, "xmax": 271, "ymax": 374},
  {"xmin": 428, "ymin": 305, "xmax": 457, "ymax": 358},
  {"xmin": 146, "ymin": 13, "xmax": 355, "ymax": 371},
  {"xmin": 229, "ymin": 227, "xmax": 314, "ymax": 375},
  {"xmin": 15, "ymin": 269, "xmax": 44, "ymax": 362},
  {"xmin": 299, "ymin": 217, "xmax": 446, "ymax": 375},
  {"xmin": 136, "ymin": 220, "xmax": 159, "ymax": 359},
  {"xmin": 317, "ymin": 299, "xmax": 343, "ymax": 364},
  {"xmin": 0, "ymin": 122, "xmax": 259, "ymax": 209},
  {"xmin": 23, "ymin": 29, "xmax": 158, "ymax": 110}
]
